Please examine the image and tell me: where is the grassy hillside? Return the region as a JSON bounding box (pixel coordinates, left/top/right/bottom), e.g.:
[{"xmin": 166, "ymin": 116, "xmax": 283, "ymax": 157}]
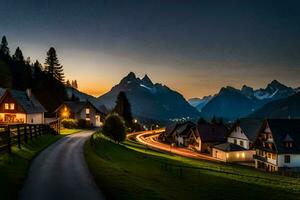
[
  {"xmin": 0, "ymin": 134, "xmax": 63, "ymax": 200},
  {"xmin": 85, "ymin": 133, "xmax": 300, "ymax": 200}
]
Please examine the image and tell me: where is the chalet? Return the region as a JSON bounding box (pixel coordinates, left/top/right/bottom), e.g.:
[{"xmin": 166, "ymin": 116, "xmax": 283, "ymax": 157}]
[
  {"xmin": 212, "ymin": 119, "xmax": 262, "ymax": 162},
  {"xmin": 0, "ymin": 88, "xmax": 46, "ymax": 124},
  {"xmin": 193, "ymin": 122, "xmax": 228, "ymax": 153},
  {"xmin": 212, "ymin": 142, "xmax": 254, "ymax": 162},
  {"xmin": 173, "ymin": 121, "xmax": 196, "ymax": 147},
  {"xmin": 159, "ymin": 121, "xmax": 196, "ymax": 146},
  {"xmin": 253, "ymin": 119, "xmax": 300, "ymax": 172},
  {"xmin": 56, "ymin": 101, "xmax": 104, "ymax": 127}
]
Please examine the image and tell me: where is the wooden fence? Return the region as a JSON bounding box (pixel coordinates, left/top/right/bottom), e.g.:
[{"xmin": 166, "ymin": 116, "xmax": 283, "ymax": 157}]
[{"xmin": 0, "ymin": 120, "xmax": 60, "ymax": 154}]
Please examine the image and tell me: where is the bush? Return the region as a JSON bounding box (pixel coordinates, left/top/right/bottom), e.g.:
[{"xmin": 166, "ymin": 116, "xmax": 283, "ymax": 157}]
[
  {"xmin": 61, "ymin": 119, "xmax": 77, "ymax": 129},
  {"xmin": 102, "ymin": 113, "xmax": 126, "ymax": 143},
  {"xmin": 77, "ymin": 119, "xmax": 90, "ymax": 129}
]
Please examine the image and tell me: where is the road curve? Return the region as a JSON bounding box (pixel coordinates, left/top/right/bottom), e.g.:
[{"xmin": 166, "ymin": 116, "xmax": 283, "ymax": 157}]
[
  {"xmin": 19, "ymin": 130, "xmax": 105, "ymax": 200},
  {"xmin": 134, "ymin": 130, "xmax": 222, "ymax": 162}
]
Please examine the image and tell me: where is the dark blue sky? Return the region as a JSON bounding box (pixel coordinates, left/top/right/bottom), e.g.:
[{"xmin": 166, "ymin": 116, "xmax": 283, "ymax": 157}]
[{"xmin": 1, "ymin": 0, "xmax": 300, "ymax": 97}]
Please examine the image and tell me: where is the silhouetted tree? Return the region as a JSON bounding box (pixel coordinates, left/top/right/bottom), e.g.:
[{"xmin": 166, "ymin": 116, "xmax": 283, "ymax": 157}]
[
  {"xmin": 12, "ymin": 47, "xmax": 24, "ymax": 63},
  {"xmin": 102, "ymin": 113, "xmax": 126, "ymax": 143},
  {"xmin": 74, "ymin": 80, "xmax": 78, "ymax": 89},
  {"xmin": 66, "ymin": 80, "xmax": 71, "ymax": 87},
  {"xmin": 113, "ymin": 92, "xmax": 133, "ymax": 128},
  {"xmin": 0, "ymin": 36, "xmax": 9, "ymax": 56},
  {"xmin": 45, "ymin": 47, "xmax": 65, "ymax": 82}
]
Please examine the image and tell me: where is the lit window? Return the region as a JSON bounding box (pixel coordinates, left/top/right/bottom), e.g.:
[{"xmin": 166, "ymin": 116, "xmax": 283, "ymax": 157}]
[
  {"xmin": 10, "ymin": 103, "xmax": 15, "ymax": 110},
  {"xmin": 86, "ymin": 108, "xmax": 90, "ymax": 114},
  {"xmin": 242, "ymin": 152, "xmax": 245, "ymax": 158},
  {"xmin": 4, "ymin": 103, "xmax": 9, "ymax": 110},
  {"xmin": 236, "ymin": 153, "xmax": 240, "ymax": 158},
  {"xmin": 86, "ymin": 118, "xmax": 90, "ymax": 121}
]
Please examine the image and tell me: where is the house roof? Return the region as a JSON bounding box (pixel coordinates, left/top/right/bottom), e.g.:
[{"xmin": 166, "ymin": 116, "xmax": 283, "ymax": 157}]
[
  {"xmin": 266, "ymin": 119, "xmax": 300, "ymax": 154},
  {"xmin": 196, "ymin": 123, "xmax": 228, "ymax": 143},
  {"xmin": 232, "ymin": 118, "xmax": 263, "ymax": 141},
  {"xmin": 59, "ymin": 101, "xmax": 89, "ymax": 113},
  {"xmin": 213, "ymin": 142, "xmax": 247, "ymax": 152},
  {"xmin": 0, "ymin": 88, "xmax": 46, "ymax": 113},
  {"xmin": 174, "ymin": 121, "xmax": 195, "ymax": 137},
  {"xmin": 0, "ymin": 88, "xmax": 6, "ymax": 99}
]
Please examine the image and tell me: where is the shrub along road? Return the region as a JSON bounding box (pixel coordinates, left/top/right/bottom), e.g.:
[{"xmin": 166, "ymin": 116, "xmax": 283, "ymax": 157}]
[{"xmin": 19, "ymin": 130, "xmax": 105, "ymax": 200}]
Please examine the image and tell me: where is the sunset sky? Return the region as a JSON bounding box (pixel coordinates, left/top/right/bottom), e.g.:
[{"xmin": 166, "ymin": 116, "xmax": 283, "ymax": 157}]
[{"xmin": 1, "ymin": 0, "xmax": 300, "ymax": 99}]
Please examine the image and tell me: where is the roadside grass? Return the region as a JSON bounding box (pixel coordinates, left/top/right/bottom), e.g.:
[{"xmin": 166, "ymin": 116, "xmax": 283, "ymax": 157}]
[
  {"xmin": 85, "ymin": 133, "xmax": 300, "ymax": 200},
  {"xmin": 60, "ymin": 128, "xmax": 83, "ymax": 135},
  {"xmin": 0, "ymin": 134, "xmax": 63, "ymax": 200}
]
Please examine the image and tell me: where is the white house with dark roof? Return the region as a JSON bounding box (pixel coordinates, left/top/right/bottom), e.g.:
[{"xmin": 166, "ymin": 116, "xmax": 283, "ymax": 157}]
[
  {"xmin": 253, "ymin": 119, "xmax": 300, "ymax": 172},
  {"xmin": 212, "ymin": 119, "xmax": 261, "ymax": 162},
  {"xmin": 0, "ymin": 88, "xmax": 46, "ymax": 124}
]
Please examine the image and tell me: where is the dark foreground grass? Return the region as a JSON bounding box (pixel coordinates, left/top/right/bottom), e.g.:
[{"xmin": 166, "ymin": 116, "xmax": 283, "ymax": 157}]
[
  {"xmin": 0, "ymin": 134, "xmax": 63, "ymax": 200},
  {"xmin": 85, "ymin": 133, "xmax": 300, "ymax": 200}
]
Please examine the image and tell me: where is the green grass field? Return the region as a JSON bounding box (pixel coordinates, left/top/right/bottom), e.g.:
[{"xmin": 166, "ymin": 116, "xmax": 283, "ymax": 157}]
[
  {"xmin": 85, "ymin": 133, "xmax": 300, "ymax": 200},
  {"xmin": 0, "ymin": 134, "xmax": 63, "ymax": 200},
  {"xmin": 60, "ymin": 128, "xmax": 83, "ymax": 135}
]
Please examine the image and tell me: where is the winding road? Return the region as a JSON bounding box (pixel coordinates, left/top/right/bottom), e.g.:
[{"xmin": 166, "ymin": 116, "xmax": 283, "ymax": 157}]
[
  {"xmin": 132, "ymin": 129, "xmax": 222, "ymax": 162},
  {"xmin": 19, "ymin": 130, "xmax": 105, "ymax": 200}
]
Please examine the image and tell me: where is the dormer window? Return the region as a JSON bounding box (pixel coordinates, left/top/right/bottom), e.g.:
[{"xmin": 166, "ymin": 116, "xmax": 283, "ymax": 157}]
[
  {"xmin": 4, "ymin": 103, "xmax": 9, "ymax": 110},
  {"xmin": 285, "ymin": 142, "xmax": 293, "ymax": 148},
  {"xmin": 86, "ymin": 108, "xmax": 90, "ymax": 114},
  {"xmin": 283, "ymin": 134, "xmax": 294, "ymax": 148}
]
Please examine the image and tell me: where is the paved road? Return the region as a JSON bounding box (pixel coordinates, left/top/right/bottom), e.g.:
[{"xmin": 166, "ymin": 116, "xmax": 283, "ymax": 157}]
[
  {"xmin": 19, "ymin": 130, "xmax": 105, "ymax": 200},
  {"xmin": 134, "ymin": 130, "xmax": 222, "ymax": 162}
]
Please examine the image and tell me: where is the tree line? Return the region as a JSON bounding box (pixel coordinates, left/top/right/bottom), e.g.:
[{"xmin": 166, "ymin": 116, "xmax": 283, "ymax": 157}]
[{"xmin": 0, "ymin": 35, "xmax": 66, "ymax": 112}]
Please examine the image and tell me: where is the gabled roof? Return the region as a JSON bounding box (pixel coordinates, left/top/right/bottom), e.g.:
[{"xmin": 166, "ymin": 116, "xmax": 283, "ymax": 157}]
[
  {"xmin": 57, "ymin": 101, "xmax": 102, "ymax": 114},
  {"xmin": 266, "ymin": 119, "xmax": 300, "ymax": 154},
  {"xmin": 196, "ymin": 123, "xmax": 228, "ymax": 143},
  {"xmin": 0, "ymin": 88, "xmax": 6, "ymax": 99},
  {"xmin": 0, "ymin": 88, "xmax": 46, "ymax": 113},
  {"xmin": 231, "ymin": 118, "xmax": 263, "ymax": 141},
  {"xmin": 213, "ymin": 142, "xmax": 247, "ymax": 152},
  {"xmin": 174, "ymin": 121, "xmax": 195, "ymax": 137},
  {"xmin": 58, "ymin": 101, "xmax": 89, "ymax": 113}
]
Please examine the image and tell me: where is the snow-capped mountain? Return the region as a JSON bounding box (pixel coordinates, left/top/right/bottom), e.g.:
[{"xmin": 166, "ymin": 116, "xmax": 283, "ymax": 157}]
[
  {"xmin": 241, "ymin": 80, "xmax": 296, "ymax": 100},
  {"xmin": 188, "ymin": 96, "xmax": 213, "ymax": 111},
  {"xmin": 197, "ymin": 80, "xmax": 298, "ymax": 120},
  {"xmin": 98, "ymin": 72, "xmax": 200, "ymax": 121}
]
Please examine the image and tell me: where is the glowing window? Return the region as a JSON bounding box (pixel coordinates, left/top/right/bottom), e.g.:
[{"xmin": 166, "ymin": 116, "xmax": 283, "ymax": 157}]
[
  {"xmin": 86, "ymin": 118, "xmax": 90, "ymax": 121},
  {"xmin": 4, "ymin": 103, "xmax": 9, "ymax": 110},
  {"xmin": 86, "ymin": 108, "xmax": 90, "ymax": 114},
  {"xmin": 10, "ymin": 103, "xmax": 15, "ymax": 110}
]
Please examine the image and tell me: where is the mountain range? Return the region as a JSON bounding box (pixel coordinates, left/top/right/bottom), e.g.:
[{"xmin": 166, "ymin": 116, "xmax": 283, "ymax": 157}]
[
  {"xmin": 97, "ymin": 72, "xmax": 200, "ymax": 121},
  {"xmin": 189, "ymin": 80, "xmax": 299, "ymax": 120}
]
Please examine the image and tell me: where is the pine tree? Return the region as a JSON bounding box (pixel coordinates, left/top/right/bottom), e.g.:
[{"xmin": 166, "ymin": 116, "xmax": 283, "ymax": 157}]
[
  {"xmin": 12, "ymin": 47, "xmax": 24, "ymax": 63},
  {"xmin": 0, "ymin": 36, "xmax": 9, "ymax": 56},
  {"xmin": 113, "ymin": 92, "xmax": 133, "ymax": 127},
  {"xmin": 66, "ymin": 80, "xmax": 71, "ymax": 87},
  {"xmin": 74, "ymin": 80, "xmax": 78, "ymax": 89},
  {"xmin": 44, "ymin": 47, "xmax": 65, "ymax": 82}
]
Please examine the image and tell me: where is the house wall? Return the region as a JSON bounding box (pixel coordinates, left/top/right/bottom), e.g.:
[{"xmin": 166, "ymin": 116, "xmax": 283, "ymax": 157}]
[
  {"xmin": 212, "ymin": 149, "xmax": 255, "ymax": 162},
  {"xmin": 278, "ymin": 154, "xmax": 300, "ymax": 168},
  {"xmin": 227, "ymin": 126, "xmax": 250, "ymax": 149},
  {"xmin": 0, "ymin": 113, "xmax": 26, "ymax": 123},
  {"xmin": 77, "ymin": 105, "xmax": 97, "ymax": 126},
  {"xmin": 26, "ymin": 113, "xmax": 44, "ymax": 124}
]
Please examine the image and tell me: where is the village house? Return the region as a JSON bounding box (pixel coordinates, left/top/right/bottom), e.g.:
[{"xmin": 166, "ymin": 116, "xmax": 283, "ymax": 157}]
[
  {"xmin": 0, "ymin": 88, "xmax": 46, "ymax": 124},
  {"xmin": 193, "ymin": 122, "xmax": 228, "ymax": 153},
  {"xmin": 173, "ymin": 121, "xmax": 196, "ymax": 147},
  {"xmin": 56, "ymin": 101, "xmax": 104, "ymax": 127},
  {"xmin": 253, "ymin": 119, "xmax": 300, "ymax": 172},
  {"xmin": 212, "ymin": 119, "xmax": 261, "ymax": 162}
]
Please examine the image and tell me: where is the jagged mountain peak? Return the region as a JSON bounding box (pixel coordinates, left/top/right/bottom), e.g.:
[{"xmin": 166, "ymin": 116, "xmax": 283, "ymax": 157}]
[
  {"xmin": 141, "ymin": 74, "xmax": 153, "ymax": 87},
  {"xmin": 120, "ymin": 72, "xmax": 139, "ymax": 85},
  {"xmin": 267, "ymin": 80, "xmax": 288, "ymax": 90}
]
